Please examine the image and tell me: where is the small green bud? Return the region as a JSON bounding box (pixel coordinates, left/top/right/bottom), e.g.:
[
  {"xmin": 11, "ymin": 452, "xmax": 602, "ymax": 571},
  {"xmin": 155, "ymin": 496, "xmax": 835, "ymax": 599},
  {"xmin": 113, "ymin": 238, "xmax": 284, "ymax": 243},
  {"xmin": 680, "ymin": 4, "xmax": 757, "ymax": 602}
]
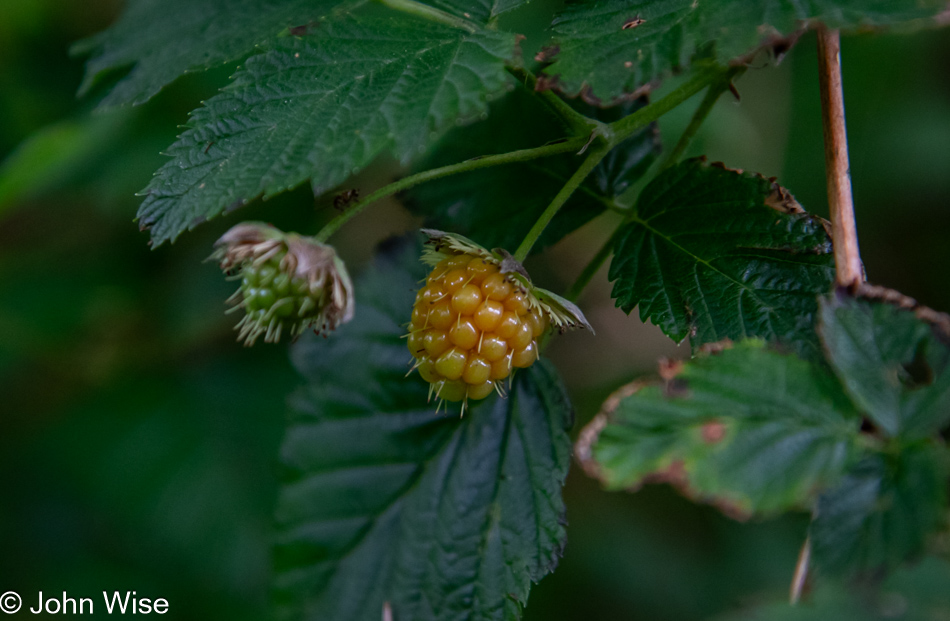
[{"xmin": 212, "ymin": 222, "xmax": 354, "ymax": 345}]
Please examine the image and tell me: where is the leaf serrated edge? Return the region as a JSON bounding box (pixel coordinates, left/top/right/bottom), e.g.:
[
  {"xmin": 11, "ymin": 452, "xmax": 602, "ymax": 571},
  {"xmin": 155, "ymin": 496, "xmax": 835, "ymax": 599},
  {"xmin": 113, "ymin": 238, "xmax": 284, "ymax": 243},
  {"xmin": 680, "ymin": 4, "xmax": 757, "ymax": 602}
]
[{"xmin": 836, "ymin": 282, "xmax": 950, "ymax": 344}]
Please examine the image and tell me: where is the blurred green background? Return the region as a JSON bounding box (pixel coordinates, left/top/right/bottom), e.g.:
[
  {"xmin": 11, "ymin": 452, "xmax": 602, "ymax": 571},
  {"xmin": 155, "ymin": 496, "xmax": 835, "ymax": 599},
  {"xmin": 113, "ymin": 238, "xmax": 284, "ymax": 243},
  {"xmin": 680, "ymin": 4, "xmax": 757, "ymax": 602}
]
[{"xmin": 1, "ymin": 0, "xmax": 948, "ymax": 619}]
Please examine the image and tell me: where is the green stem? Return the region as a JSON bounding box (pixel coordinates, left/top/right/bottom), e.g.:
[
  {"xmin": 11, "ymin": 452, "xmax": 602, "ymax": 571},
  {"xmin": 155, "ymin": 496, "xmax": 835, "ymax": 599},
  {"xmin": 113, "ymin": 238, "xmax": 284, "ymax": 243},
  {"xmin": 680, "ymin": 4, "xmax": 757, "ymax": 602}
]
[
  {"xmin": 659, "ymin": 66, "xmax": 745, "ymax": 170},
  {"xmin": 314, "ymin": 136, "xmax": 589, "ymax": 243},
  {"xmin": 506, "ymin": 66, "xmax": 597, "ymax": 136},
  {"xmin": 512, "ymin": 142, "xmax": 612, "ymax": 262},
  {"xmin": 609, "ymin": 66, "xmax": 730, "ymax": 144},
  {"xmin": 510, "ymin": 65, "xmax": 731, "ymax": 263},
  {"xmin": 565, "ymin": 223, "xmax": 624, "ymax": 302},
  {"xmin": 375, "ymin": 0, "xmax": 477, "ymax": 32}
]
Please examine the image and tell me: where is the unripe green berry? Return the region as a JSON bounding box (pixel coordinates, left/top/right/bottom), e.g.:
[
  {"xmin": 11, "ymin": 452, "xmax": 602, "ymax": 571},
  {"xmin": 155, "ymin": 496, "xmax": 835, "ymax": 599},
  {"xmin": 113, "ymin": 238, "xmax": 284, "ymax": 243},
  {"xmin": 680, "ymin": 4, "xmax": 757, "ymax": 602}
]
[{"xmin": 213, "ymin": 222, "xmax": 354, "ymax": 346}]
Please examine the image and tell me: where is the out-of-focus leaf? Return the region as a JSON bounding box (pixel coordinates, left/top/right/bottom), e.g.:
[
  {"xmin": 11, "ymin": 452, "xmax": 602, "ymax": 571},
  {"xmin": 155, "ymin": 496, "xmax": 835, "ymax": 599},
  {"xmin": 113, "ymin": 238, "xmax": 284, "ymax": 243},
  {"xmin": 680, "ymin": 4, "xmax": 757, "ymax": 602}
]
[
  {"xmin": 0, "ymin": 113, "xmax": 130, "ymax": 216},
  {"xmin": 819, "ymin": 289, "xmax": 950, "ymax": 439},
  {"xmin": 539, "ymin": 0, "xmax": 949, "ymax": 103},
  {"xmin": 810, "ymin": 444, "xmax": 949, "ymax": 576},
  {"xmin": 274, "ymin": 237, "xmax": 573, "ymax": 621},
  {"xmin": 407, "ymin": 88, "xmax": 660, "ymax": 253},
  {"xmin": 137, "ymin": 9, "xmax": 518, "ymax": 245},
  {"xmin": 74, "ymin": 0, "xmax": 336, "ymax": 107},
  {"xmin": 716, "ymin": 556, "xmax": 950, "ymax": 620},
  {"xmin": 608, "ymin": 158, "xmax": 834, "ymax": 357},
  {"xmin": 584, "ymin": 340, "xmax": 861, "ymax": 518}
]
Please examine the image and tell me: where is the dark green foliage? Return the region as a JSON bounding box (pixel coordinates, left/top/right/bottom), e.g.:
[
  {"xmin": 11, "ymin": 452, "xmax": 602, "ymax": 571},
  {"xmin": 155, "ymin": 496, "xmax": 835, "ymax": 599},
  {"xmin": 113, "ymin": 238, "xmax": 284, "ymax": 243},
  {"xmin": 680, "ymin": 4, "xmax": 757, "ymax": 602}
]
[
  {"xmin": 74, "ymin": 0, "xmax": 337, "ymax": 107},
  {"xmin": 424, "ymin": 0, "xmax": 526, "ymax": 24},
  {"xmin": 274, "ymin": 238, "xmax": 573, "ymax": 621},
  {"xmin": 540, "ymin": 0, "xmax": 948, "ymax": 102},
  {"xmin": 137, "ymin": 9, "xmax": 518, "ymax": 245},
  {"xmin": 587, "ymin": 291, "xmax": 950, "ymax": 577},
  {"xmin": 407, "ymin": 89, "xmax": 660, "ymax": 253},
  {"xmin": 609, "ymin": 158, "xmax": 835, "ymax": 356},
  {"xmin": 810, "ymin": 445, "xmax": 949, "ymax": 575},
  {"xmin": 820, "ymin": 291, "xmax": 950, "ymax": 439},
  {"xmin": 591, "ymin": 341, "xmax": 861, "ymax": 516}
]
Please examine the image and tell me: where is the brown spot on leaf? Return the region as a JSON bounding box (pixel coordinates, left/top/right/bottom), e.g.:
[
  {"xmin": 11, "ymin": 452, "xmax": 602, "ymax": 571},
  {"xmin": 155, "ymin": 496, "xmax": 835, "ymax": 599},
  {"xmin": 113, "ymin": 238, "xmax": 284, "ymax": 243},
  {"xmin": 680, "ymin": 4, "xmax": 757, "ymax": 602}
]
[
  {"xmin": 289, "ymin": 22, "xmax": 317, "ymax": 36},
  {"xmin": 580, "ymin": 85, "xmax": 602, "ymax": 107},
  {"xmin": 622, "ymin": 15, "xmax": 646, "ymax": 29},
  {"xmin": 765, "ymin": 182, "xmax": 805, "ymax": 214},
  {"xmin": 848, "ymin": 283, "xmax": 950, "ymax": 343},
  {"xmin": 534, "ymin": 74, "xmax": 561, "ymax": 92},
  {"xmin": 658, "ymin": 357, "xmax": 683, "ymax": 381},
  {"xmin": 701, "ymin": 420, "xmax": 727, "ymax": 444},
  {"xmin": 710, "ymin": 161, "xmax": 744, "ymax": 175},
  {"xmin": 575, "ymin": 380, "xmax": 650, "ymax": 479},
  {"xmin": 535, "ymin": 45, "xmax": 559, "ymax": 64},
  {"xmin": 663, "ymin": 377, "xmax": 689, "ymax": 398},
  {"xmin": 696, "ymin": 339, "xmax": 734, "ymax": 357},
  {"xmin": 624, "ymin": 61, "xmax": 633, "ymax": 68}
]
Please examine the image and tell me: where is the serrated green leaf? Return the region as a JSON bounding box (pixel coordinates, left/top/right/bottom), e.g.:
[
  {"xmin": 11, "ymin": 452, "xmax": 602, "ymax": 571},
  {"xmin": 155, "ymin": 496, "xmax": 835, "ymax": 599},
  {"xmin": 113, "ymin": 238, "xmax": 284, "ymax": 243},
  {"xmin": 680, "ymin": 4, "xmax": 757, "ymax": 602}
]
[
  {"xmin": 540, "ymin": 0, "xmax": 949, "ymax": 103},
  {"xmin": 819, "ymin": 291, "xmax": 950, "ymax": 439},
  {"xmin": 425, "ymin": 0, "xmax": 526, "ymax": 24},
  {"xmin": 274, "ymin": 237, "xmax": 573, "ymax": 621},
  {"xmin": 589, "ymin": 341, "xmax": 861, "ymax": 517},
  {"xmin": 810, "ymin": 444, "xmax": 950, "ymax": 576},
  {"xmin": 608, "ymin": 158, "xmax": 835, "ymax": 357},
  {"xmin": 407, "ymin": 88, "xmax": 660, "ymax": 252},
  {"xmin": 75, "ymin": 0, "xmax": 337, "ymax": 108},
  {"xmin": 137, "ymin": 10, "xmax": 519, "ymax": 245}
]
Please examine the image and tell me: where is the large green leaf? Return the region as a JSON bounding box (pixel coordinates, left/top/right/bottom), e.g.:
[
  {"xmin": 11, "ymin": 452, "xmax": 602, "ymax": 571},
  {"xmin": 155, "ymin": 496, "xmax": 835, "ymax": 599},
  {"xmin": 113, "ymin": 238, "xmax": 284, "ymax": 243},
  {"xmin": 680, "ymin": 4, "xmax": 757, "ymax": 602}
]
[
  {"xmin": 819, "ymin": 290, "xmax": 950, "ymax": 439},
  {"xmin": 539, "ymin": 0, "xmax": 949, "ymax": 103},
  {"xmin": 274, "ymin": 237, "xmax": 573, "ymax": 621},
  {"xmin": 406, "ymin": 88, "xmax": 660, "ymax": 253},
  {"xmin": 810, "ymin": 444, "xmax": 949, "ymax": 576},
  {"xmin": 74, "ymin": 0, "xmax": 337, "ymax": 108},
  {"xmin": 717, "ymin": 556, "xmax": 950, "ymax": 620},
  {"xmin": 136, "ymin": 9, "xmax": 519, "ymax": 245},
  {"xmin": 425, "ymin": 0, "xmax": 525, "ymax": 24},
  {"xmin": 608, "ymin": 158, "xmax": 835, "ymax": 357},
  {"xmin": 586, "ymin": 340, "xmax": 861, "ymax": 518}
]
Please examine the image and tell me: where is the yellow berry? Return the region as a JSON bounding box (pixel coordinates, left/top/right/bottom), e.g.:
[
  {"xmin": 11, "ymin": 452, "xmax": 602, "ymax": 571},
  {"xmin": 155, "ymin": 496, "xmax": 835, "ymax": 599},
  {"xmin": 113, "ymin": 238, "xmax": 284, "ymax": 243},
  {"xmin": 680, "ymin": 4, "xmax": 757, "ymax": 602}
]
[
  {"xmin": 467, "ymin": 380, "xmax": 495, "ymax": 400},
  {"xmin": 478, "ymin": 335, "xmax": 508, "ymax": 362},
  {"xmin": 490, "ymin": 354, "xmax": 512, "ymax": 380},
  {"xmin": 526, "ymin": 309, "xmax": 548, "ymax": 337},
  {"xmin": 437, "ymin": 380, "xmax": 467, "ymax": 402},
  {"xmin": 407, "ymin": 331, "xmax": 425, "ymax": 358},
  {"xmin": 435, "ymin": 348, "xmax": 466, "ymax": 381},
  {"xmin": 466, "ymin": 257, "xmax": 497, "ymax": 282},
  {"xmin": 428, "ymin": 301, "xmax": 454, "ymax": 330},
  {"xmin": 442, "ymin": 268, "xmax": 469, "ymax": 293},
  {"xmin": 511, "ymin": 341, "xmax": 538, "ymax": 368},
  {"xmin": 418, "ymin": 359, "xmax": 438, "ymax": 383},
  {"xmin": 449, "ymin": 317, "xmax": 479, "ymax": 350},
  {"xmin": 408, "ymin": 252, "xmax": 546, "ymax": 407},
  {"xmin": 451, "ymin": 284, "xmax": 483, "ymax": 315},
  {"xmin": 423, "ymin": 329, "xmax": 451, "ymax": 359},
  {"xmin": 481, "ymin": 273, "xmax": 512, "ymax": 301},
  {"xmin": 473, "ymin": 300, "xmax": 504, "ymax": 331},
  {"xmin": 495, "ymin": 311, "xmax": 521, "ymax": 339},
  {"xmin": 505, "ymin": 292, "xmax": 529, "ymax": 314},
  {"xmin": 462, "ymin": 355, "xmax": 491, "ymax": 385},
  {"xmin": 509, "ymin": 320, "xmax": 534, "ymax": 351}
]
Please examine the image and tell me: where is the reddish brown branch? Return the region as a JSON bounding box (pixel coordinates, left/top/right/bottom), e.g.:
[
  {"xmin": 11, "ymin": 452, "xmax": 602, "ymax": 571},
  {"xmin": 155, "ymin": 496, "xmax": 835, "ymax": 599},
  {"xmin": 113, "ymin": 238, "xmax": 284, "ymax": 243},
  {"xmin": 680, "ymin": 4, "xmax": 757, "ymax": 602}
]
[{"xmin": 817, "ymin": 28, "xmax": 863, "ymax": 286}]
